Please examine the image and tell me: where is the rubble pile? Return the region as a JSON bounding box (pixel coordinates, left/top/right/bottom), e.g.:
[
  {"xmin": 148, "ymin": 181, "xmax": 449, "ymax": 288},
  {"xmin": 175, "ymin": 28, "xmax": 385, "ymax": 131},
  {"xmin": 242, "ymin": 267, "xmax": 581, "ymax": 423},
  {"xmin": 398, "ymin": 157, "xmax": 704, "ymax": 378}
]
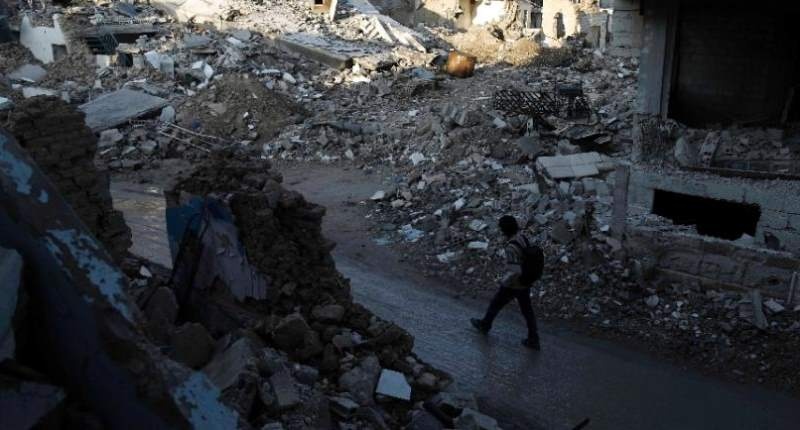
[
  {"xmin": 141, "ymin": 152, "xmax": 500, "ymax": 429},
  {"xmin": 635, "ymin": 116, "xmax": 800, "ymax": 174},
  {"xmin": 5, "ymin": 96, "xmax": 132, "ymax": 260}
]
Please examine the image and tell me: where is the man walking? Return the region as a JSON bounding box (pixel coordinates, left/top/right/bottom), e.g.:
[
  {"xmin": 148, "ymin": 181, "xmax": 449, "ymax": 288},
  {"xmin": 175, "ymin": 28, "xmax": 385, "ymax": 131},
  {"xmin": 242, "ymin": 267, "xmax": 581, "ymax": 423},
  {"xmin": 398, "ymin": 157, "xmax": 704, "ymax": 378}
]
[{"xmin": 471, "ymin": 215, "xmax": 543, "ymax": 350}]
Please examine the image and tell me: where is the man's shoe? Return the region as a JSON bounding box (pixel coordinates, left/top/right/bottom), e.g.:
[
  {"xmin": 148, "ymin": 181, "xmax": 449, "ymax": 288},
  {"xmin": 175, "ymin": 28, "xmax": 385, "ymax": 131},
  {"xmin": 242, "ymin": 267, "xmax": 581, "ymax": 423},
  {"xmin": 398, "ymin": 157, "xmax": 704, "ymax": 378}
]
[
  {"xmin": 470, "ymin": 318, "xmax": 489, "ymax": 334},
  {"xmin": 522, "ymin": 338, "xmax": 541, "ymax": 350}
]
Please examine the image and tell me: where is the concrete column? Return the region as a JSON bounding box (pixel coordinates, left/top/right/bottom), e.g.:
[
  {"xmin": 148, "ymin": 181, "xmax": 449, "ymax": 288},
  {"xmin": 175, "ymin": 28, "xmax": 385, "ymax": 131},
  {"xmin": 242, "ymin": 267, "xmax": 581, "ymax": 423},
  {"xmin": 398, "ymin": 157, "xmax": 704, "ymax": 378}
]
[{"xmin": 612, "ymin": 164, "xmax": 630, "ymax": 239}]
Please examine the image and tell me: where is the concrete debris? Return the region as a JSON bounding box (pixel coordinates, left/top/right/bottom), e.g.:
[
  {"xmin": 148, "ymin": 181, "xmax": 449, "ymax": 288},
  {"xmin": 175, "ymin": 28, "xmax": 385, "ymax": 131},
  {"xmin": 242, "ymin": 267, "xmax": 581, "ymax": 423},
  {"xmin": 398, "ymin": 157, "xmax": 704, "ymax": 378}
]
[
  {"xmin": 339, "ymin": 355, "xmax": 381, "ymax": 405},
  {"xmin": 2, "ymin": 0, "xmax": 797, "ymax": 421},
  {"xmin": 8, "ymin": 64, "xmax": 47, "ymax": 83},
  {"xmin": 376, "ymin": 369, "xmax": 412, "ymax": 401},
  {"xmin": 79, "ymin": 89, "xmax": 168, "ymax": 132},
  {"xmin": 203, "ymin": 337, "xmax": 260, "ymax": 391},
  {"xmin": 269, "ymin": 367, "xmax": 301, "ymax": 411},
  {"xmin": 21, "ymin": 87, "xmax": 58, "ymax": 98},
  {"xmin": 536, "ymin": 152, "xmax": 616, "ymax": 180},
  {"xmin": 0, "ymin": 97, "xmax": 13, "ymax": 111}
]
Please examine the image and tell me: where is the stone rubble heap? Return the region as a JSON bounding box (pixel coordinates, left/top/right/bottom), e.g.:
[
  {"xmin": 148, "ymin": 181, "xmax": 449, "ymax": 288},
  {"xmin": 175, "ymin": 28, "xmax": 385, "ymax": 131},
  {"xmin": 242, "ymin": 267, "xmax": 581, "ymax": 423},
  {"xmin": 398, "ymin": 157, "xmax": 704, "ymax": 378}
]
[{"xmin": 126, "ymin": 152, "xmax": 501, "ymax": 429}]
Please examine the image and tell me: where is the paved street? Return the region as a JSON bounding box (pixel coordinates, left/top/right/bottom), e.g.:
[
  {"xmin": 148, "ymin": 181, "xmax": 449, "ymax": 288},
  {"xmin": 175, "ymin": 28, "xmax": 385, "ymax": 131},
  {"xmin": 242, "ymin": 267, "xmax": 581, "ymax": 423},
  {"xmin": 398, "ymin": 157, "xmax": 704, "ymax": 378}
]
[{"xmin": 112, "ymin": 166, "xmax": 800, "ymax": 430}]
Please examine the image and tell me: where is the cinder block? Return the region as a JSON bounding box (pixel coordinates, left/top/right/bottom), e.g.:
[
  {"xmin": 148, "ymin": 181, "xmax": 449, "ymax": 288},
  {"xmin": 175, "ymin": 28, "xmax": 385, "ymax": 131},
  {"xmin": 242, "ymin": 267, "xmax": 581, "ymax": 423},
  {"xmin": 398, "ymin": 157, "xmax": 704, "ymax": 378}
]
[
  {"xmin": 789, "ymin": 214, "xmax": 800, "ymax": 232},
  {"xmin": 759, "ymin": 209, "xmax": 789, "ymax": 230},
  {"xmin": 704, "ymin": 181, "xmax": 746, "ymax": 203}
]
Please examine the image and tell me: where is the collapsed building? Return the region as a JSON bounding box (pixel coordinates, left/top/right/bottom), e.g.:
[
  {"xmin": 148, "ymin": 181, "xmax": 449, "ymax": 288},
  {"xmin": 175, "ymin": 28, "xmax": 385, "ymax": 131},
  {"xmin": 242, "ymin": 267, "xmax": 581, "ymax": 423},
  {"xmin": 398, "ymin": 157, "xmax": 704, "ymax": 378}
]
[
  {"xmin": 626, "ymin": 0, "xmax": 800, "ymax": 295},
  {"xmin": 1, "ymin": 0, "xmax": 799, "ymax": 425}
]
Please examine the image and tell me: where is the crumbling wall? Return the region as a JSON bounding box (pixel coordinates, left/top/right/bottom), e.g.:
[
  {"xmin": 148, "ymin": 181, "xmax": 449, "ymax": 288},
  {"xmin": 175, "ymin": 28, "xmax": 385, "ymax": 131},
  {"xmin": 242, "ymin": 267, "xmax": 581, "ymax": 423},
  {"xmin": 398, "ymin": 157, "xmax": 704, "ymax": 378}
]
[
  {"xmin": 7, "ymin": 96, "xmax": 132, "ymax": 260},
  {"xmin": 628, "ymin": 168, "xmax": 800, "ymax": 254},
  {"xmin": 541, "ymin": 0, "xmax": 607, "ymax": 48},
  {"xmin": 627, "ymin": 227, "xmax": 800, "ymax": 297},
  {"xmin": 608, "ymin": 0, "xmax": 642, "ymax": 57},
  {"xmin": 414, "ymin": 0, "xmax": 472, "ymax": 29},
  {"xmin": 19, "ymin": 14, "xmax": 68, "ymax": 64}
]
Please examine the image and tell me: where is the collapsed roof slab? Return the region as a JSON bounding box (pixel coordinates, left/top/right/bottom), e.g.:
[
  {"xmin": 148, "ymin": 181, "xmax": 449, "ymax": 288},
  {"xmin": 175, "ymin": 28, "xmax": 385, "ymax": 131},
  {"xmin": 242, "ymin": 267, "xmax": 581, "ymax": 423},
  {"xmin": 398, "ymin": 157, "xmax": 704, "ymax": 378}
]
[{"xmin": 79, "ymin": 88, "xmax": 168, "ymax": 132}]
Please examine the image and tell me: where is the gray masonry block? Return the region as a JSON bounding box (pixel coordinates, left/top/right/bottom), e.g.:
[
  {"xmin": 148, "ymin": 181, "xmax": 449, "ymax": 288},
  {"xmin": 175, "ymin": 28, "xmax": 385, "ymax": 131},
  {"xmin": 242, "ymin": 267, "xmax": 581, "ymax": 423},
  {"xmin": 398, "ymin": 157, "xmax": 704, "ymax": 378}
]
[
  {"xmin": 783, "ymin": 197, "xmax": 800, "ymax": 215},
  {"xmin": 703, "ymin": 181, "xmax": 746, "ymax": 203},
  {"xmin": 788, "ymin": 214, "xmax": 800, "ymax": 232},
  {"xmin": 699, "ymin": 253, "xmax": 744, "ymax": 285},
  {"xmin": 745, "ymin": 189, "xmax": 785, "ymax": 212},
  {"xmin": 759, "ymin": 210, "xmax": 789, "ymax": 230}
]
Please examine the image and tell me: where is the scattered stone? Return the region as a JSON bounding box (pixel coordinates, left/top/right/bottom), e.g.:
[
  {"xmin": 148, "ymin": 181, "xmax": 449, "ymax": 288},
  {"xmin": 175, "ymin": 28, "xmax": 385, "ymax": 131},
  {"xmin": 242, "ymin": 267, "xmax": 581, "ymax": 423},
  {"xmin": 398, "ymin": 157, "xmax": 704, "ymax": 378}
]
[
  {"xmin": 376, "ymin": 369, "xmax": 412, "ymax": 401},
  {"xmin": 159, "ymin": 105, "xmax": 176, "ymax": 123},
  {"xmin": 269, "ymin": 367, "xmax": 301, "ymax": 411},
  {"xmin": 312, "ymin": 304, "xmax": 346, "ymax": 323},
  {"xmin": 339, "ymin": 355, "xmax": 381, "ymax": 405}
]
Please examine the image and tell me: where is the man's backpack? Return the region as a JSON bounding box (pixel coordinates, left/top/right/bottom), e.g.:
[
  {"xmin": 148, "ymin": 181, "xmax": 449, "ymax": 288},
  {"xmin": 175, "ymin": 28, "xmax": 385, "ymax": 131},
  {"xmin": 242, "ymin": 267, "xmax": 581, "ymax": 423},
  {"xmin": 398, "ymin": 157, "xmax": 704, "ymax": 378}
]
[{"xmin": 513, "ymin": 237, "xmax": 545, "ymax": 286}]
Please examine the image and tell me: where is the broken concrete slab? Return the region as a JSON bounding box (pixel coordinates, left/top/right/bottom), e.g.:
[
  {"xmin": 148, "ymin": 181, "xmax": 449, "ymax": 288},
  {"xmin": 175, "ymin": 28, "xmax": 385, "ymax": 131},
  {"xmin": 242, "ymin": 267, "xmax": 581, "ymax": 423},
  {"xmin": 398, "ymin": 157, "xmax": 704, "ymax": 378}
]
[
  {"xmin": 21, "ymin": 87, "xmax": 58, "ymax": 98},
  {"xmin": 203, "ymin": 337, "xmax": 259, "ymax": 391},
  {"xmin": 269, "ymin": 367, "xmax": 301, "ymax": 411},
  {"xmin": 329, "ymin": 395, "xmax": 360, "ymax": 418},
  {"xmin": 275, "ymin": 35, "xmax": 354, "ymax": 70},
  {"xmin": 536, "ymin": 152, "xmax": 615, "ymax": 180},
  {"xmin": 0, "ymin": 378, "xmax": 65, "ymax": 429},
  {"xmin": 0, "ymin": 97, "xmax": 13, "ymax": 111},
  {"xmin": 339, "ymin": 355, "xmax": 381, "ymax": 405},
  {"xmin": 79, "ymin": 88, "xmax": 168, "ymax": 132},
  {"xmin": 0, "ymin": 247, "xmax": 22, "ymax": 361},
  {"xmin": 8, "ymin": 64, "xmax": 47, "ymax": 83},
  {"xmin": 375, "ymin": 369, "xmax": 412, "ymax": 401},
  {"xmin": 348, "ymin": 0, "xmax": 426, "ymax": 52}
]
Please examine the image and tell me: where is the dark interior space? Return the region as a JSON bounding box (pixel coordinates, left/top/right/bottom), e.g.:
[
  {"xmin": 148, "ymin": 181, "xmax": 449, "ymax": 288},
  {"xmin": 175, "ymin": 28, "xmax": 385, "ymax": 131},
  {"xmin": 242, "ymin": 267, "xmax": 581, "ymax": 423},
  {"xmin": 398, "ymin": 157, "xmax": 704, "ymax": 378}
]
[
  {"xmin": 669, "ymin": 0, "xmax": 800, "ymax": 127},
  {"xmin": 651, "ymin": 189, "xmax": 761, "ymax": 240}
]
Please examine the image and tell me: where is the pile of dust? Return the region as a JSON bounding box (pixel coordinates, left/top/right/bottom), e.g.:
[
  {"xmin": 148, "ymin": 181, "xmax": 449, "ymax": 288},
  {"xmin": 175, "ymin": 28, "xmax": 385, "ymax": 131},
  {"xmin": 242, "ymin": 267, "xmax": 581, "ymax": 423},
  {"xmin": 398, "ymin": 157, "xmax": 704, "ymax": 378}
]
[{"xmin": 176, "ymin": 74, "xmax": 307, "ymax": 143}]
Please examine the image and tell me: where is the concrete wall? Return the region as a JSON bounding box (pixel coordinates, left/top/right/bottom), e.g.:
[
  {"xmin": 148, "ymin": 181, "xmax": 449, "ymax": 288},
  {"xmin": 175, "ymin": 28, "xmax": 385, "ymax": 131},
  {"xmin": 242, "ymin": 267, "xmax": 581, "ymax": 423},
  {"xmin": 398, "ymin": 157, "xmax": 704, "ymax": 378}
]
[
  {"xmin": 415, "ymin": 0, "xmax": 471, "ymax": 29},
  {"xmin": 608, "ymin": 0, "xmax": 642, "ymax": 57},
  {"xmin": 541, "ymin": 0, "xmax": 580, "ymax": 44},
  {"xmin": 541, "ymin": 0, "xmax": 608, "ymax": 48},
  {"xmin": 669, "ymin": 0, "xmax": 800, "ymax": 126},
  {"xmin": 19, "ymin": 14, "xmax": 67, "ymax": 64},
  {"xmin": 627, "ymin": 227, "xmax": 800, "ymax": 297},
  {"xmin": 627, "ymin": 168, "xmax": 800, "ymax": 254},
  {"xmin": 473, "ymin": 0, "xmax": 507, "ymax": 26}
]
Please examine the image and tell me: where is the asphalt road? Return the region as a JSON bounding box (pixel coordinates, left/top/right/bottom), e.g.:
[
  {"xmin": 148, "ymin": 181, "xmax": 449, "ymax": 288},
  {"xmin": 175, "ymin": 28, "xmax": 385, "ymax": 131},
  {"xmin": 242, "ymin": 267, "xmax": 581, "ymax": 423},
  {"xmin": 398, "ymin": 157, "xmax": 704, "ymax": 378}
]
[{"xmin": 112, "ymin": 165, "xmax": 800, "ymax": 430}]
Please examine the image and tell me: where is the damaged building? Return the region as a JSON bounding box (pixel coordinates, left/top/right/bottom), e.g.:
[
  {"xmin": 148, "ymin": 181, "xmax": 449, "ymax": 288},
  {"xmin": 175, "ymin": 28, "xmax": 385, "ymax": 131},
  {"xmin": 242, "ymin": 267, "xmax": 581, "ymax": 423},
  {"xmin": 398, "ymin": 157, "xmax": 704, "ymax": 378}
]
[
  {"xmin": 1, "ymin": 0, "xmax": 800, "ymax": 427},
  {"xmin": 623, "ymin": 0, "xmax": 800, "ymax": 294}
]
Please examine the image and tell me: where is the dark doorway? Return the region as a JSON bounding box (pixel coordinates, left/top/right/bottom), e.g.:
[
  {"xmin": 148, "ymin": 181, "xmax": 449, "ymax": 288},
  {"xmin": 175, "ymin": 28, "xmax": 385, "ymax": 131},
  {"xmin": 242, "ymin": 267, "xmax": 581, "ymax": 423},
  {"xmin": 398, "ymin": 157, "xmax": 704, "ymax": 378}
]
[
  {"xmin": 669, "ymin": 0, "xmax": 800, "ymax": 127},
  {"xmin": 651, "ymin": 189, "xmax": 761, "ymax": 240}
]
